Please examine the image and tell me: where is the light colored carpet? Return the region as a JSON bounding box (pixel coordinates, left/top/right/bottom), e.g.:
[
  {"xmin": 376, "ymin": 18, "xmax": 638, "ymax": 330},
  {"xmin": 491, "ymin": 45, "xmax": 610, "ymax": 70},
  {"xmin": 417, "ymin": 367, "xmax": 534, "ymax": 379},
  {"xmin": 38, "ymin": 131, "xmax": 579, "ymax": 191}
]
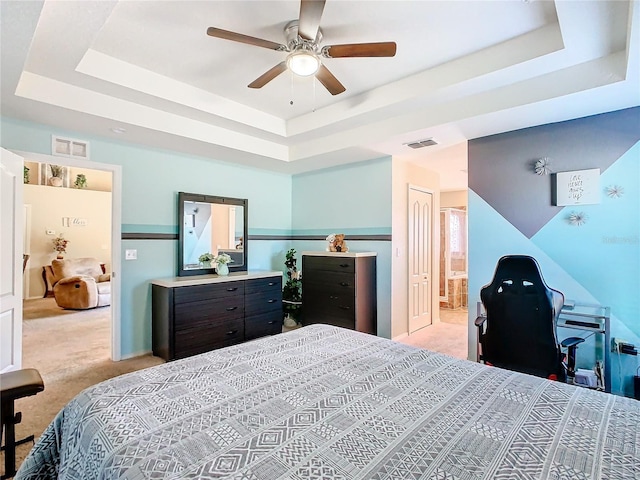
[
  {"xmin": 397, "ymin": 308, "xmax": 469, "ymax": 360},
  {"xmin": 2, "ymin": 298, "xmax": 164, "ymax": 476}
]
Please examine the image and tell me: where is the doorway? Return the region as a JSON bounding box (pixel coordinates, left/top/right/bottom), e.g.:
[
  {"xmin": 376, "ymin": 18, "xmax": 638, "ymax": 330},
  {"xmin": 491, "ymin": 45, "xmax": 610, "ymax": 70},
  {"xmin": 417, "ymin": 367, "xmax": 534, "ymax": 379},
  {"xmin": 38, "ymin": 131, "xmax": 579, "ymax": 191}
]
[
  {"xmin": 438, "ymin": 193, "xmax": 469, "ymax": 359},
  {"xmin": 15, "ymin": 150, "xmax": 122, "ymax": 362}
]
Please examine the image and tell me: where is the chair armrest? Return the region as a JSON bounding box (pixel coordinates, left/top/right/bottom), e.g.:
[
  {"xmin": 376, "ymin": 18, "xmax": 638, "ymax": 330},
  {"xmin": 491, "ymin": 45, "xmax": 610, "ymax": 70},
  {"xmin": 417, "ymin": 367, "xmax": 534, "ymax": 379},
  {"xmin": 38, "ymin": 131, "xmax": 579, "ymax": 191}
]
[
  {"xmin": 474, "ymin": 315, "xmax": 487, "ymax": 327},
  {"xmin": 97, "ymin": 273, "xmax": 110, "ymax": 283},
  {"xmin": 56, "ymin": 275, "xmax": 95, "ymax": 286},
  {"xmin": 561, "ymin": 336, "xmax": 585, "ymax": 348}
]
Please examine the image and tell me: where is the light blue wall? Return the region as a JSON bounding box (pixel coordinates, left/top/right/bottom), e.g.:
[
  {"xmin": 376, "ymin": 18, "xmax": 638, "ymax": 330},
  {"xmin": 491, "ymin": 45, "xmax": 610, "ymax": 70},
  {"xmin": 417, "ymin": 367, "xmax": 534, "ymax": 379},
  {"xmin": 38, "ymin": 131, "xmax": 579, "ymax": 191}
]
[
  {"xmin": 291, "ymin": 158, "xmax": 393, "ymax": 338},
  {"xmin": 468, "ymin": 107, "xmax": 640, "ymax": 397},
  {"xmin": 1, "ymin": 116, "xmax": 292, "ymax": 357},
  {"xmin": 2, "ymin": 117, "xmax": 395, "ymax": 356}
]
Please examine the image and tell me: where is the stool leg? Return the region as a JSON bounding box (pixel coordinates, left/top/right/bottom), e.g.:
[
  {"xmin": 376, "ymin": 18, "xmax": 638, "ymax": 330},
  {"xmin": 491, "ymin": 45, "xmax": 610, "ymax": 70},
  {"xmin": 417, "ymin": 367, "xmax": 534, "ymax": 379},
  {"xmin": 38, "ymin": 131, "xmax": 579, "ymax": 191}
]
[{"xmin": 1, "ymin": 400, "xmax": 16, "ymax": 479}]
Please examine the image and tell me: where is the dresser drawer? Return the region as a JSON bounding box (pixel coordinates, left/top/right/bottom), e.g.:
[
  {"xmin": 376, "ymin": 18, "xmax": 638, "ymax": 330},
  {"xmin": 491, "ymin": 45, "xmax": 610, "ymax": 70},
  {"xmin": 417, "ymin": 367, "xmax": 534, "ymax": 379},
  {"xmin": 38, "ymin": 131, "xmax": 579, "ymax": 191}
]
[
  {"xmin": 174, "ymin": 282, "xmax": 244, "ymax": 304},
  {"xmin": 175, "ymin": 318, "xmax": 244, "ymax": 359},
  {"xmin": 246, "ymin": 291, "xmax": 282, "ymax": 316},
  {"xmin": 245, "ymin": 312, "xmax": 282, "ymax": 340},
  {"xmin": 303, "ymin": 256, "xmax": 355, "ymax": 273},
  {"xmin": 303, "ymin": 294, "xmax": 355, "ymax": 320},
  {"xmin": 303, "ymin": 271, "xmax": 356, "ymax": 293},
  {"xmin": 174, "ymin": 296, "xmax": 244, "ymax": 328},
  {"xmin": 246, "ymin": 276, "xmax": 281, "ymax": 294}
]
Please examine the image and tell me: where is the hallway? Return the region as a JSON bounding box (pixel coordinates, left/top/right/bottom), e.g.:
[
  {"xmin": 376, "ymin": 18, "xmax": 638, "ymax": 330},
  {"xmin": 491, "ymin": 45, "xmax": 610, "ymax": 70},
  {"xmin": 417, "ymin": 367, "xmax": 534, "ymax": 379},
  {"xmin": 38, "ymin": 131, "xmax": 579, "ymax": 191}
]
[{"xmin": 398, "ymin": 308, "xmax": 469, "ymax": 360}]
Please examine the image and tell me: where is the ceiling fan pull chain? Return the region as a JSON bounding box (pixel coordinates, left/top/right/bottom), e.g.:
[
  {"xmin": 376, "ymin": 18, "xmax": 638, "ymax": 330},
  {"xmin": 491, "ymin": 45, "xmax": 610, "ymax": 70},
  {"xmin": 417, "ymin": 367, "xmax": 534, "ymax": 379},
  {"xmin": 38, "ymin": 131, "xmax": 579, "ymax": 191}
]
[
  {"xmin": 290, "ymin": 71, "xmax": 295, "ymax": 106},
  {"xmin": 313, "ymin": 77, "xmax": 317, "ymax": 112}
]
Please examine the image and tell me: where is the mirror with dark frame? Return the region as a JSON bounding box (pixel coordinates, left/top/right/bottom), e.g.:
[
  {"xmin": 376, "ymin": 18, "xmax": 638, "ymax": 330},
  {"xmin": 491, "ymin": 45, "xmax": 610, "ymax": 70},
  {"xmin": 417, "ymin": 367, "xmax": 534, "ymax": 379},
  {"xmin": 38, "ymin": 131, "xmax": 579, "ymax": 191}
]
[{"xmin": 178, "ymin": 192, "xmax": 248, "ymax": 276}]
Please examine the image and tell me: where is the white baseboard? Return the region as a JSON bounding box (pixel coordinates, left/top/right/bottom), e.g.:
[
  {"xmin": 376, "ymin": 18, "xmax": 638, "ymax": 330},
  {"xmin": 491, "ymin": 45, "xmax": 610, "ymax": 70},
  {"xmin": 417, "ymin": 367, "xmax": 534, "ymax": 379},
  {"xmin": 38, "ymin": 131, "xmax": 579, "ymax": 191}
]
[
  {"xmin": 392, "ymin": 332, "xmax": 408, "ymax": 341},
  {"xmin": 119, "ymin": 349, "xmax": 153, "ymax": 361}
]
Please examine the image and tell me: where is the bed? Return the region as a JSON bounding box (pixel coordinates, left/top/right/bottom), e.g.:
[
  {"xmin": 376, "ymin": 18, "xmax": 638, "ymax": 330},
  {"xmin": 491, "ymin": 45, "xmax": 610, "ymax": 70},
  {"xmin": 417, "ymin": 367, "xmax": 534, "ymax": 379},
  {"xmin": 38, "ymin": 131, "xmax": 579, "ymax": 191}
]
[{"xmin": 16, "ymin": 324, "xmax": 639, "ymax": 479}]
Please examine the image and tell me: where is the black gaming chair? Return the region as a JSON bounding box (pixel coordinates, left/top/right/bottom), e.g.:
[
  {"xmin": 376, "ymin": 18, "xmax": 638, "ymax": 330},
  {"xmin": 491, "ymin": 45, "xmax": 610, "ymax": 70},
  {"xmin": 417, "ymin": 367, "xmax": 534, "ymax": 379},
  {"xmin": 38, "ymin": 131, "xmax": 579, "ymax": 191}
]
[{"xmin": 475, "ymin": 255, "xmax": 583, "ymax": 382}]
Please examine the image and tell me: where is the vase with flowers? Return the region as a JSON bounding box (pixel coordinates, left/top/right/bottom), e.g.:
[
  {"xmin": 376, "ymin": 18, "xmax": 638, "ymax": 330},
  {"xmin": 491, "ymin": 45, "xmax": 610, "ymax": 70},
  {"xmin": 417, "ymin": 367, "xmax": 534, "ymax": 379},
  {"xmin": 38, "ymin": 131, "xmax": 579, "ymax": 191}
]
[
  {"xmin": 198, "ymin": 252, "xmax": 215, "ymax": 268},
  {"xmin": 213, "ymin": 253, "xmax": 233, "ymax": 276},
  {"xmin": 53, "ymin": 234, "xmax": 69, "ymax": 259}
]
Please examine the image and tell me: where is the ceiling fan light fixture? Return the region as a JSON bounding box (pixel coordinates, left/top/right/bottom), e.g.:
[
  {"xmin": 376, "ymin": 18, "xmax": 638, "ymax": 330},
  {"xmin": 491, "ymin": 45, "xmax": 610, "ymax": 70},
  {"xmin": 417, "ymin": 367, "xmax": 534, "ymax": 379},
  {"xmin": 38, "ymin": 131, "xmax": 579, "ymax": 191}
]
[{"xmin": 287, "ymin": 51, "xmax": 320, "ymax": 76}]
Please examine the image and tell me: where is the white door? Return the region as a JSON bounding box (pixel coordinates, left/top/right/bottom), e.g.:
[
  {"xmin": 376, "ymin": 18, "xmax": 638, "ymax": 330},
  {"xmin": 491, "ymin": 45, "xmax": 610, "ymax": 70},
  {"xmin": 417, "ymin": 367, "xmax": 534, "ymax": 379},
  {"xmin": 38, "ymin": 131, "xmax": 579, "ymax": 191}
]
[
  {"xmin": 408, "ymin": 186, "xmax": 432, "ymax": 333},
  {"xmin": 1, "ymin": 148, "xmax": 24, "ymax": 372}
]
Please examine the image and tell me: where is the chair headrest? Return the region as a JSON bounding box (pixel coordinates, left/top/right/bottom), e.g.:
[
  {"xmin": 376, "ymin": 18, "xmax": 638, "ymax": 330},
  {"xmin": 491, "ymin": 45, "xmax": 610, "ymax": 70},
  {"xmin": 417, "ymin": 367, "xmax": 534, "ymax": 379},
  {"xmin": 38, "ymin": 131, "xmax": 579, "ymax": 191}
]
[{"xmin": 52, "ymin": 257, "xmax": 102, "ymax": 281}]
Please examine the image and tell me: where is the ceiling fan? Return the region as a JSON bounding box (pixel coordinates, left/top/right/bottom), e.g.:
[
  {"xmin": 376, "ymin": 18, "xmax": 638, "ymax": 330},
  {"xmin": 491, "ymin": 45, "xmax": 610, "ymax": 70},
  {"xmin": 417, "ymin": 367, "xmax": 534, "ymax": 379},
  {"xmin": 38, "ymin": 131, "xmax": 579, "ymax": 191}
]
[{"xmin": 206, "ymin": 0, "xmax": 397, "ymax": 95}]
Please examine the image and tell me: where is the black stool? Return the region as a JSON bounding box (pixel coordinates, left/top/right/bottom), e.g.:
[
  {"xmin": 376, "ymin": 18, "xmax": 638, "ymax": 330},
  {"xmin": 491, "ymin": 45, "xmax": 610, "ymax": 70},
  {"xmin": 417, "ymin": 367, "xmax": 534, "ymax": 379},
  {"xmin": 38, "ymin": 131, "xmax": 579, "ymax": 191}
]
[{"xmin": 1, "ymin": 369, "xmax": 44, "ymax": 479}]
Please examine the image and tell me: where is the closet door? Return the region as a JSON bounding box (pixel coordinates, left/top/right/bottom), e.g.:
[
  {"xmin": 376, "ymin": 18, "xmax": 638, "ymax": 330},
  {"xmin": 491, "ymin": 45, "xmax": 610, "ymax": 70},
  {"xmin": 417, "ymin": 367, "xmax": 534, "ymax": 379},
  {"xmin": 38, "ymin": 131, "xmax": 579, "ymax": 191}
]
[{"xmin": 408, "ymin": 186, "xmax": 432, "ymax": 334}]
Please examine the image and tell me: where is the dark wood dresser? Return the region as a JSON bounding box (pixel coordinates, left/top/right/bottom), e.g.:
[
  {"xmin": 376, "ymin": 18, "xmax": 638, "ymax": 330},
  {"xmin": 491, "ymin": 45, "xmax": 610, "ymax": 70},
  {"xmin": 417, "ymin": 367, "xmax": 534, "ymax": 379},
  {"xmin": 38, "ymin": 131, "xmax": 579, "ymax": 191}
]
[
  {"xmin": 151, "ymin": 272, "xmax": 282, "ymax": 361},
  {"xmin": 301, "ymin": 252, "xmax": 377, "ymax": 334}
]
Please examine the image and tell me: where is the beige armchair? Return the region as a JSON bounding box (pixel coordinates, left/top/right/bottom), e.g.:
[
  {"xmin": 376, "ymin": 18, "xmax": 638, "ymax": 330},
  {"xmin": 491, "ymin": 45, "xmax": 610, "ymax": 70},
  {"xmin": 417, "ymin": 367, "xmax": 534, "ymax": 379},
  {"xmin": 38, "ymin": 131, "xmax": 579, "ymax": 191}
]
[{"xmin": 51, "ymin": 258, "xmax": 111, "ymax": 309}]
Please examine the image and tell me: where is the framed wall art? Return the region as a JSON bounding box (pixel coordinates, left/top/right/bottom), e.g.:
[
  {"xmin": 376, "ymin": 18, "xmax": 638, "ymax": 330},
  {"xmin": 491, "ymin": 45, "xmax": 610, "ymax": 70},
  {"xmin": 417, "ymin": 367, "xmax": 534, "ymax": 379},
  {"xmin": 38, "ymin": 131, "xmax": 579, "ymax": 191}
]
[{"xmin": 553, "ymin": 168, "xmax": 600, "ymax": 206}]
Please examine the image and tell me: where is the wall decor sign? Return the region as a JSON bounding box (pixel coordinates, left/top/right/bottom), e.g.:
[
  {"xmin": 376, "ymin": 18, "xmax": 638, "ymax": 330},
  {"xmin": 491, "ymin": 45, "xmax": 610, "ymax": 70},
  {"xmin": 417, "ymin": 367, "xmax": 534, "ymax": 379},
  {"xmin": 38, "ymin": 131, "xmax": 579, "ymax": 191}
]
[
  {"xmin": 63, "ymin": 217, "xmax": 88, "ymax": 227},
  {"xmin": 554, "ymin": 168, "xmax": 600, "ymax": 206}
]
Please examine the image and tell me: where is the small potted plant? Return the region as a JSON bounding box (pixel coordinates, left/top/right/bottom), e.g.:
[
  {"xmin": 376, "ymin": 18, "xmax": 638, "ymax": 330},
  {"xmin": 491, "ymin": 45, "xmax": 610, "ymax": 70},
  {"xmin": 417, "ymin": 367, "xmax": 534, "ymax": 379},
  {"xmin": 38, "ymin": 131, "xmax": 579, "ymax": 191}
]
[
  {"xmin": 213, "ymin": 253, "xmax": 234, "ymax": 276},
  {"xmin": 198, "ymin": 252, "xmax": 215, "ymax": 268},
  {"xmin": 74, "ymin": 173, "xmax": 87, "ymax": 189}
]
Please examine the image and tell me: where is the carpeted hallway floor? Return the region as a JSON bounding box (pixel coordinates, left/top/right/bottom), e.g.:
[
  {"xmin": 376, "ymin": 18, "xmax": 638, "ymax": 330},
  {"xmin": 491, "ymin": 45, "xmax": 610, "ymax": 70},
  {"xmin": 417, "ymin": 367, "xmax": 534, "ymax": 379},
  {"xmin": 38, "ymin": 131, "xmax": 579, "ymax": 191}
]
[
  {"xmin": 397, "ymin": 308, "xmax": 469, "ymax": 360},
  {"xmin": 3, "ymin": 298, "xmax": 164, "ymax": 477}
]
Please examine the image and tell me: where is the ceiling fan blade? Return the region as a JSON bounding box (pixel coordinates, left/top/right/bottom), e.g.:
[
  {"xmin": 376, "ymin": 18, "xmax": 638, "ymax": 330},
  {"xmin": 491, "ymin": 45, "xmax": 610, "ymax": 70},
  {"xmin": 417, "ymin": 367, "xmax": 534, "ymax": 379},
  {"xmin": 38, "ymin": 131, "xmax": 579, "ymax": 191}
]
[
  {"xmin": 298, "ymin": 0, "xmax": 326, "ymax": 40},
  {"xmin": 207, "ymin": 27, "xmax": 286, "ymax": 51},
  {"xmin": 315, "ymin": 64, "xmax": 345, "ymax": 95},
  {"xmin": 323, "ymin": 42, "xmax": 397, "ymax": 58},
  {"xmin": 248, "ymin": 62, "xmax": 288, "ymax": 89}
]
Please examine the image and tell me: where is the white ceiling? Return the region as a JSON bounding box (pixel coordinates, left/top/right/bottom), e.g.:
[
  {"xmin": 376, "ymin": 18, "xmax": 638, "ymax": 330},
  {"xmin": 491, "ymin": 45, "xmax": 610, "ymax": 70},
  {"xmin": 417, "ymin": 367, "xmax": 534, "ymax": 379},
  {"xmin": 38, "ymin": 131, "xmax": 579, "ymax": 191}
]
[{"xmin": 1, "ymin": 0, "xmax": 638, "ymax": 190}]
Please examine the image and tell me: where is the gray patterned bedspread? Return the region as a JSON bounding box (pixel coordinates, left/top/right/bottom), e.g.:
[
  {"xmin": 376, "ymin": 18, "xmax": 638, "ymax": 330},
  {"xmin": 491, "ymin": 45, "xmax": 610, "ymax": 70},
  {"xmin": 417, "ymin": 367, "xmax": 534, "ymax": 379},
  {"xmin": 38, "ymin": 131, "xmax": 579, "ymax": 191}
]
[{"xmin": 16, "ymin": 325, "xmax": 639, "ymax": 479}]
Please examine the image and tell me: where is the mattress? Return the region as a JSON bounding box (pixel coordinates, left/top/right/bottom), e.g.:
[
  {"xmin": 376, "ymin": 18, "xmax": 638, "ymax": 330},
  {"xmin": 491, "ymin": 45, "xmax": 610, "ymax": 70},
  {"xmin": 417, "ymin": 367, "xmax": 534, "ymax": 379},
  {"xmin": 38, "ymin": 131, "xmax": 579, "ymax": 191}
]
[{"xmin": 16, "ymin": 324, "xmax": 640, "ymax": 479}]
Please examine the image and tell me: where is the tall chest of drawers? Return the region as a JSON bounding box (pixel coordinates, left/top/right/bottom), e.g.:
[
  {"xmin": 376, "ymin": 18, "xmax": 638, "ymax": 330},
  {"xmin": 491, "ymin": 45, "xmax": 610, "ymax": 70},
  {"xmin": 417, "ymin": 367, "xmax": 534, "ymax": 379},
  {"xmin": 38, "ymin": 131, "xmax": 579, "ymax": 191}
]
[
  {"xmin": 301, "ymin": 252, "xmax": 377, "ymax": 334},
  {"xmin": 151, "ymin": 272, "xmax": 282, "ymax": 361}
]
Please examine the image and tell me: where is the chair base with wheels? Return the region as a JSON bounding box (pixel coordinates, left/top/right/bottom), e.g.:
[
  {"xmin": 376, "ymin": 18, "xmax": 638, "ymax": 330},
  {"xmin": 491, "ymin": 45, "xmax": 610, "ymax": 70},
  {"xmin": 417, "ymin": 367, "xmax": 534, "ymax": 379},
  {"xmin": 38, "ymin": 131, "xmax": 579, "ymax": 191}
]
[{"xmin": 1, "ymin": 369, "xmax": 44, "ymax": 479}]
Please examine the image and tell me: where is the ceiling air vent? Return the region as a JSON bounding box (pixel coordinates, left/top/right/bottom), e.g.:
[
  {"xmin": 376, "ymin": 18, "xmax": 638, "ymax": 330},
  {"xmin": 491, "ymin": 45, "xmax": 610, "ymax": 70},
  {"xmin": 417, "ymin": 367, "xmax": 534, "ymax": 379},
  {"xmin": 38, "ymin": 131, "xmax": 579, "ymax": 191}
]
[{"xmin": 406, "ymin": 138, "xmax": 438, "ymax": 149}]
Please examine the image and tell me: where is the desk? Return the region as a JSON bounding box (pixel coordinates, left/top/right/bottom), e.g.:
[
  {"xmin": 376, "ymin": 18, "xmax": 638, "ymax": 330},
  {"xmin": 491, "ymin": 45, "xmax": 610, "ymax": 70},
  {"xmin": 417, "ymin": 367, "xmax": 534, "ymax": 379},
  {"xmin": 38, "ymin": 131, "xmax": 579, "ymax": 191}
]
[{"xmin": 558, "ymin": 302, "xmax": 611, "ymax": 393}]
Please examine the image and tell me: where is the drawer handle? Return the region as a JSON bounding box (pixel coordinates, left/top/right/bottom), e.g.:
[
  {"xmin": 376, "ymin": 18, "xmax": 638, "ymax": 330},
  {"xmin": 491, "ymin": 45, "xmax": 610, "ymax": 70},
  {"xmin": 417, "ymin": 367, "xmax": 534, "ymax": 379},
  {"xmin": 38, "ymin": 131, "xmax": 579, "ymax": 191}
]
[
  {"xmin": 339, "ymin": 282, "xmax": 351, "ymax": 287},
  {"xmin": 268, "ymin": 282, "xmax": 277, "ymax": 286},
  {"xmin": 226, "ymin": 287, "xmax": 238, "ymax": 292},
  {"xmin": 226, "ymin": 330, "xmax": 238, "ymax": 336},
  {"xmin": 268, "ymin": 321, "xmax": 275, "ymax": 325},
  {"xmin": 339, "ymin": 306, "xmax": 351, "ymax": 310},
  {"xmin": 226, "ymin": 306, "xmax": 238, "ymax": 311},
  {"xmin": 329, "ymin": 295, "xmax": 338, "ymax": 300},
  {"xmin": 267, "ymin": 299, "xmax": 277, "ymax": 303},
  {"xmin": 339, "ymin": 264, "xmax": 350, "ymax": 268}
]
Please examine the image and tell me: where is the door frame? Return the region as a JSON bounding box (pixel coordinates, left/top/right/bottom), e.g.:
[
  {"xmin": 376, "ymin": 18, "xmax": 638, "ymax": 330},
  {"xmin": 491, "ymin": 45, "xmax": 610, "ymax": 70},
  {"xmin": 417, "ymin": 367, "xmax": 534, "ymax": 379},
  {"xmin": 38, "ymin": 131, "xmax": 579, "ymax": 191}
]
[
  {"xmin": 14, "ymin": 150, "xmax": 123, "ymax": 361},
  {"xmin": 407, "ymin": 184, "xmax": 435, "ymax": 333}
]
